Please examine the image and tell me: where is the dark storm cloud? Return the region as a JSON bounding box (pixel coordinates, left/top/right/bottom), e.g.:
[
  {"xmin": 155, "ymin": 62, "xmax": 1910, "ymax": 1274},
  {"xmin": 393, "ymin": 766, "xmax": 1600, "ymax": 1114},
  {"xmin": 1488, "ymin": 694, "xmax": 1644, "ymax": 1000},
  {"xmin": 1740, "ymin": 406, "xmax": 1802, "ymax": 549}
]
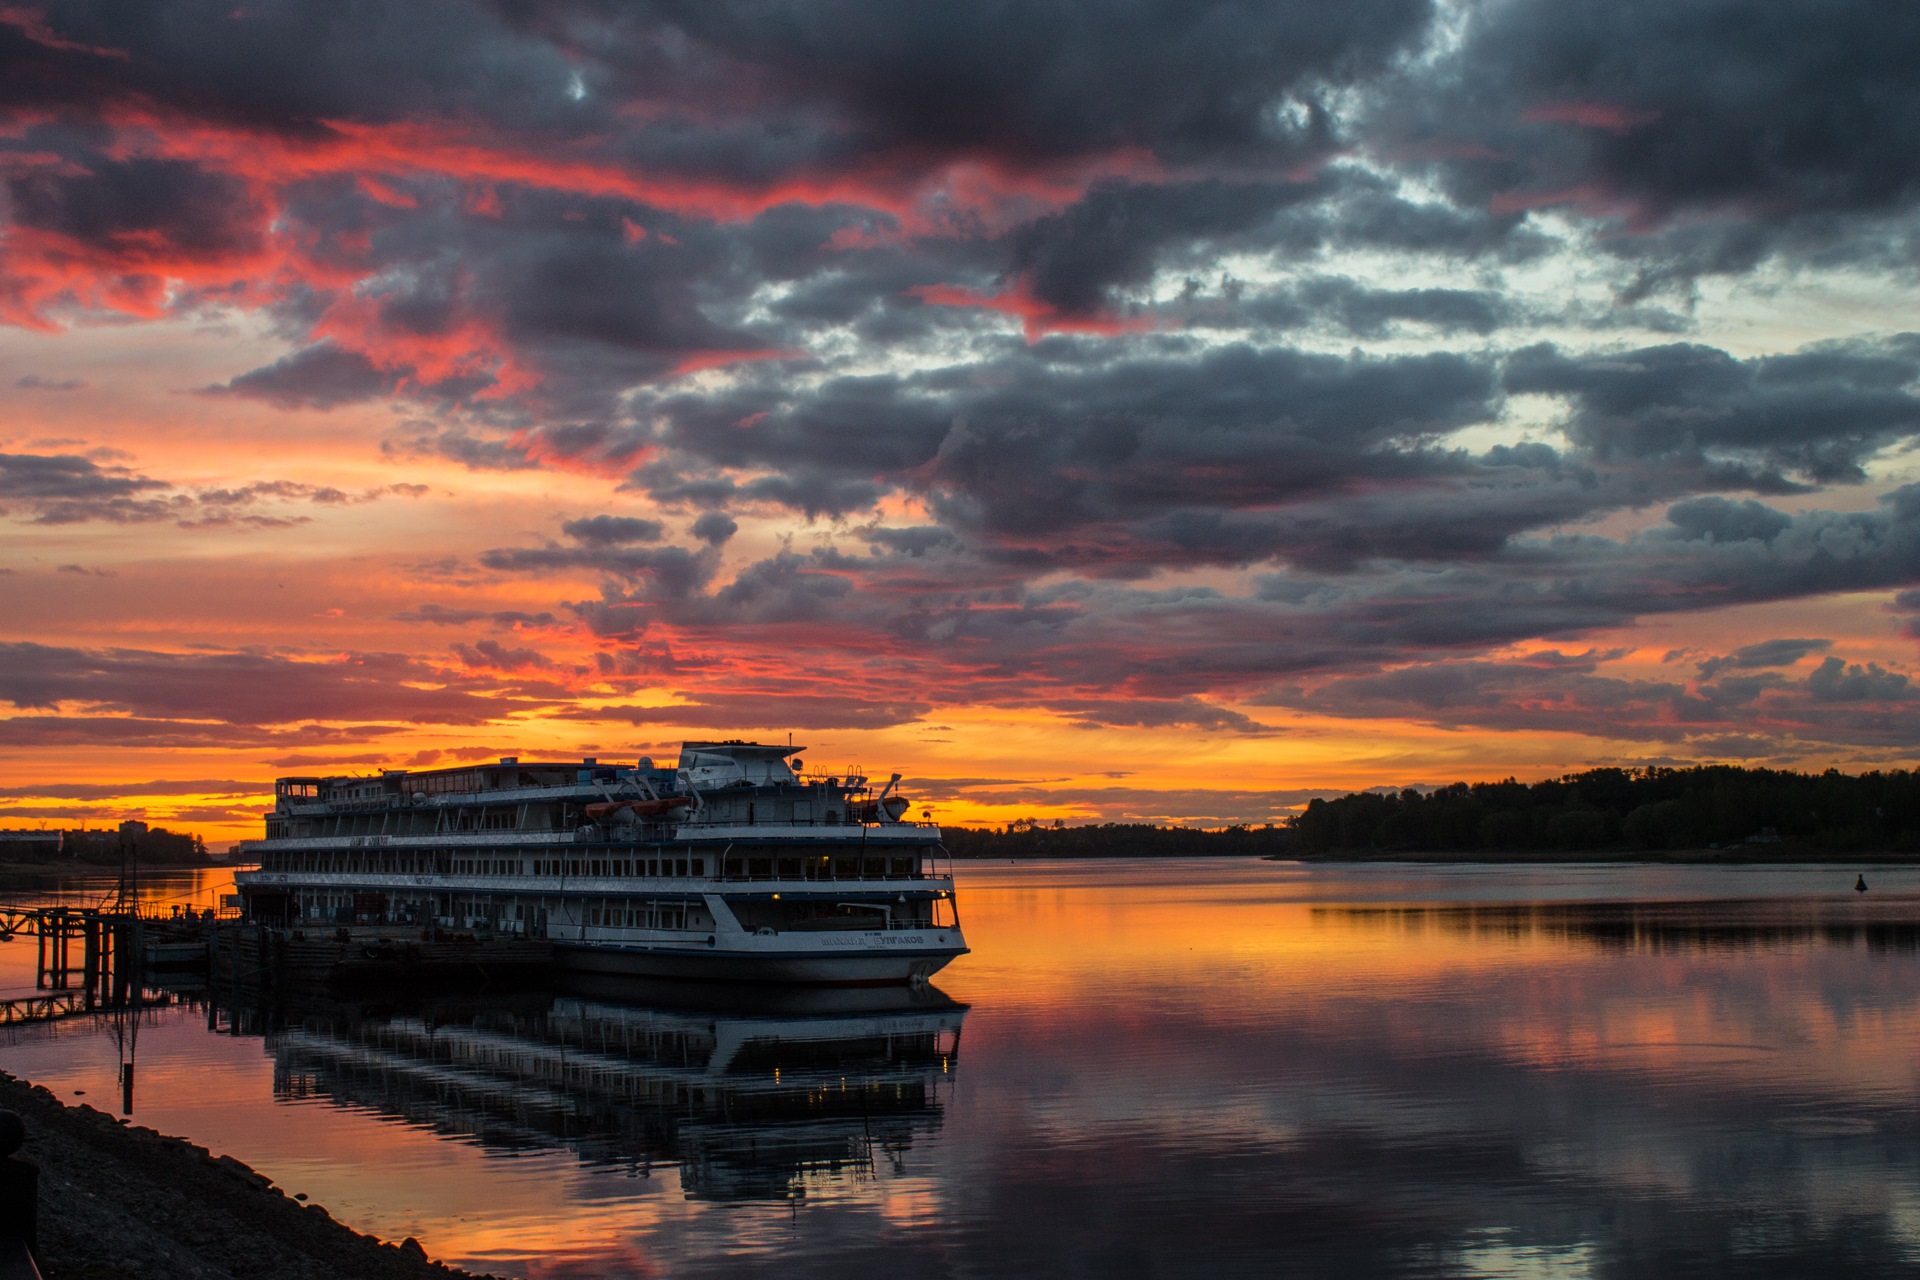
[
  {"xmin": 0, "ymin": 3, "xmax": 579, "ymax": 134},
  {"xmin": 1506, "ymin": 337, "xmax": 1920, "ymax": 486},
  {"xmin": 0, "ymin": 450, "xmax": 171, "ymax": 522},
  {"xmin": 1279, "ymin": 277, "xmax": 1512, "ymax": 339},
  {"xmin": 1007, "ymin": 177, "xmax": 1328, "ymax": 314},
  {"xmin": 0, "ymin": 779, "xmax": 262, "ymax": 801},
  {"xmin": 607, "ymin": 0, "xmax": 1430, "ymax": 164},
  {"xmin": 5, "ymin": 153, "xmax": 261, "ymax": 256},
  {"xmin": 1697, "ymin": 638, "xmax": 1830, "ymax": 678},
  {"xmin": 449, "ymin": 638, "xmax": 557, "ymax": 671},
  {"xmin": 689, "ymin": 512, "xmax": 737, "ymax": 545},
  {"xmin": 1052, "ymin": 698, "xmax": 1267, "ymax": 734},
  {"xmin": 1, "ymin": 452, "xmax": 432, "ymax": 526},
  {"xmin": 481, "ymin": 542, "xmax": 711, "ymax": 588},
  {"xmin": 391, "ymin": 603, "xmax": 560, "ymax": 628},
  {"xmin": 0, "ymin": 716, "xmax": 408, "ymax": 748},
  {"xmin": 1378, "ymin": 0, "xmax": 1920, "ymax": 283},
  {"xmin": 630, "ymin": 340, "xmax": 1504, "ymax": 551},
  {"xmin": 565, "ymin": 693, "xmax": 928, "ymax": 731},
  {"xmin": 577, "ymin": 484, "xmax": 1920, "ymax": 718},
  {"xmin": 1805, "ymin": 656, "xmax": 1911, "ymax": 704},
  {"xmin": 0, "ymin": 641, "xmax": 520, "ymax": 726},
  {"xmin": 1262, "ymin": 643, "xmax": 1920, "ymax": 750},
  {"xmin": 211, "ymin": 343, "xmax": 400, "ymax": 409},
  {"xmin": 561, "ymin": 515, "xmax": 666, "ymax": 545}
]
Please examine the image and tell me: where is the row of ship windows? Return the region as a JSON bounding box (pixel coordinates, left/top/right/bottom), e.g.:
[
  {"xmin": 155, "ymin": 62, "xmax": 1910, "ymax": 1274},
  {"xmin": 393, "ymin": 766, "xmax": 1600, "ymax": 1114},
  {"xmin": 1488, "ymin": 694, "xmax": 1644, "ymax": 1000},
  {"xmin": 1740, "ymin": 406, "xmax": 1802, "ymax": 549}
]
[
  {"xmin": 581, "ymin": 899, "xmax": 699, "ymax": 929},
  {"xmin": 292, "ymin": 892, "xmax": 705, "ymax": 931},
  {"xmin": 466, "ymin": 857, "xmax": 703, "ymax": 877},
  {"xmin": 267, "ymin": 853, "xmax": 927, "ymax": 878},
  {"xmin": 269, "ymin": 854, "xmax": 704, "ymax": 876}
]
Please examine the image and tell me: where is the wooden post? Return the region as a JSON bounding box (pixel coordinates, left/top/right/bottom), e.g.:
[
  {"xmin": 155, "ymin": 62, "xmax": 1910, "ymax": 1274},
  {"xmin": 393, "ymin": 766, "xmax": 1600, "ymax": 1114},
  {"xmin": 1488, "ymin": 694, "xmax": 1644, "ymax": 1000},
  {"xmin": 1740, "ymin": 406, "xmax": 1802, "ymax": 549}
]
[
  {"xmin": 206, "ymin": 929, "xmax": 219, "ymax": 1031},
  {"xmin": 229, "ymin": 926, "xmax": 241, "ymax": 1034},
  {"xmin": 81, "ymin": 918, "xmax": 98, "ymax": 1009}
]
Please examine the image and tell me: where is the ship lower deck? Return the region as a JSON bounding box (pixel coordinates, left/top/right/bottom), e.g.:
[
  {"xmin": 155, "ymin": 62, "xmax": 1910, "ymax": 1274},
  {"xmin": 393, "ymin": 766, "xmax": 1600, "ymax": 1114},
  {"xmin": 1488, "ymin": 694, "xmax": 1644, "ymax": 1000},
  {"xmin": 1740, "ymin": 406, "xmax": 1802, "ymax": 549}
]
[{"xmin": 554, "ymin": 940, "xmax": 966, "ymax": 987}]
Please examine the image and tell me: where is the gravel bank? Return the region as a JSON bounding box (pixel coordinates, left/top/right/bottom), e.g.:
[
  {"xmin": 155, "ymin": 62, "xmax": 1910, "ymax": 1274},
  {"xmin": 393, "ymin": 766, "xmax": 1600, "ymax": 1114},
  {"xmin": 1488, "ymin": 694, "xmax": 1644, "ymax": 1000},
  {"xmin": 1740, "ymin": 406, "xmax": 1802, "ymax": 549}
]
[{"xmin": 0, "ymin": 1071, "xmax": 502, "ymax": 1280}]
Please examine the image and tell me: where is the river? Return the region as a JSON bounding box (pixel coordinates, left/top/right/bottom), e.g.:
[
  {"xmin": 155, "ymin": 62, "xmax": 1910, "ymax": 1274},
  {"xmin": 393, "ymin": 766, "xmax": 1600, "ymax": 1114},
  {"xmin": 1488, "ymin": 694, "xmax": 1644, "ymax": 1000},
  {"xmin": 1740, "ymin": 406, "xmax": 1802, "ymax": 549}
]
[{"xmin": 4, "ymin": 858, "xmax": 1919, "ymax": 1278}]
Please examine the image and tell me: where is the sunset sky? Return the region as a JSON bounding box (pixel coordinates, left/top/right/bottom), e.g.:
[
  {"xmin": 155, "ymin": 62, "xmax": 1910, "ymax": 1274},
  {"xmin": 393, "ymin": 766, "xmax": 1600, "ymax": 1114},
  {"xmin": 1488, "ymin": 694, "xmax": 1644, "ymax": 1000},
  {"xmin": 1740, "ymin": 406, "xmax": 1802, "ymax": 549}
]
[{"xmin": 5, "ymin": 1, "xmax": 1920, "ymax": 845}]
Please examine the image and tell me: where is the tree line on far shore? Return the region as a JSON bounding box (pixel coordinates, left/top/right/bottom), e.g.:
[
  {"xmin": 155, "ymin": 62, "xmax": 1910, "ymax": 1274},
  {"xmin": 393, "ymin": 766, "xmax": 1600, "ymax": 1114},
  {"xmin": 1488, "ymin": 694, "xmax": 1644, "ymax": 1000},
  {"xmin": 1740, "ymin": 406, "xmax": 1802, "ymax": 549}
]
[
  {"xmin": 65, "ymin": 826, "xmax": 210, "ymax": 863},
  {"xmin": 942, "ymin": 821, "xmax": 1295, "ymax": 859},
  {"xmin": 1292, "ymin": 766, "xmax": 1920, "ymax": 855},
  {"xmin": 0, "ymin": 826, "xmax": 213, "ymax": 865}
]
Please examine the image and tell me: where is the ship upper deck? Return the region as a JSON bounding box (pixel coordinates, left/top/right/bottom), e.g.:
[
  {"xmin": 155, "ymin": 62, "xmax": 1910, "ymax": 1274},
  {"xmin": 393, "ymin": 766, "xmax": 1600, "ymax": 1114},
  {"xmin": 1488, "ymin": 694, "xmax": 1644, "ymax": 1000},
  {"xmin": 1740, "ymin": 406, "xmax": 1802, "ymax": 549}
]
[{"xmin": 264, "ymin": 739, "xmax": 934, "ymax": 841}]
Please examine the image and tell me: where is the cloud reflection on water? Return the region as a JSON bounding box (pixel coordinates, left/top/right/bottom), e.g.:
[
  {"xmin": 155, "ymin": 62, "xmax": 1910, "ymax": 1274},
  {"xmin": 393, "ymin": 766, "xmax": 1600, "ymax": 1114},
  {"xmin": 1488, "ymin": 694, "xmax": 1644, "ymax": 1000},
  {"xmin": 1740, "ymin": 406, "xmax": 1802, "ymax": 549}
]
[{"xmin": 5, "ymin": 863, "xmax": 1920, "ymax": 1276}]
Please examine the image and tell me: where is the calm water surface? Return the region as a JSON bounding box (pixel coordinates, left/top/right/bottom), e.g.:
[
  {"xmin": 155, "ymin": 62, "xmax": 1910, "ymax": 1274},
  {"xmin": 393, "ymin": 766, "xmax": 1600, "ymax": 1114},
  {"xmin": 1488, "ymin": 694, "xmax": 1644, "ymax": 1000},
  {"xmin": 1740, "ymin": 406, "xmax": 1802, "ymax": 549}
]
[{"xmin": 5, "ymin": 859, "xmax": 1920, "ymax": 1278}]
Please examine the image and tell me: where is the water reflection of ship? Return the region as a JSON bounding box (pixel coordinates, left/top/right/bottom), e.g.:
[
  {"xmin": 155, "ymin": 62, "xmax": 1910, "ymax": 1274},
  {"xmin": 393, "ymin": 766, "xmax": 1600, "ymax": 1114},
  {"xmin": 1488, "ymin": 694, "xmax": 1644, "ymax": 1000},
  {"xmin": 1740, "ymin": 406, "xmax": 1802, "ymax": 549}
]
[{"xmin": 263, "ymin": 985, "xmax": 965, "ymax": 1200}]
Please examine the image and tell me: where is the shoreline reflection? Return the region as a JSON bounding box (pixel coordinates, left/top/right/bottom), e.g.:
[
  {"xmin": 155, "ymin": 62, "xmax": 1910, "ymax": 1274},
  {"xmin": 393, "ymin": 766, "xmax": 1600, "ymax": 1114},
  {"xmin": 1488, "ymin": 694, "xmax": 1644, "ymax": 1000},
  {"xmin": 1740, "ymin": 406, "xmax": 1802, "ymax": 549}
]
[{"xmin": 1320, "ymin": 894, "xmax": 1920, "ymax": 950}]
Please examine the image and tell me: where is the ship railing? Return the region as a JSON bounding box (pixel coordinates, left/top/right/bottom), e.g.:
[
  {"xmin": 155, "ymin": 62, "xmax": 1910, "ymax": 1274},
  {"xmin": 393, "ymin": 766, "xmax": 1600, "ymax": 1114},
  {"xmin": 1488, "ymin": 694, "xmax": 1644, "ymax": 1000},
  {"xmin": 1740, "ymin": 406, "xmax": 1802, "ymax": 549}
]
[{"xmin": 677, "ymin": 817, "xmax": 940, "ymax": 829}]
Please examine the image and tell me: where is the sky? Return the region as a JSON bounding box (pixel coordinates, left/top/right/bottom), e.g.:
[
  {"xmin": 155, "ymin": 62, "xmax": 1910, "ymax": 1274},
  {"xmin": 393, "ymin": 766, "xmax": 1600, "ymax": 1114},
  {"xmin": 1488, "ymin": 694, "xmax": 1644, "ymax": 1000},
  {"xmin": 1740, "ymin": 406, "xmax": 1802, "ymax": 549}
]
[{"xmin": 4, "ymin": 0, "xmax": 1920, "ymax": 845}]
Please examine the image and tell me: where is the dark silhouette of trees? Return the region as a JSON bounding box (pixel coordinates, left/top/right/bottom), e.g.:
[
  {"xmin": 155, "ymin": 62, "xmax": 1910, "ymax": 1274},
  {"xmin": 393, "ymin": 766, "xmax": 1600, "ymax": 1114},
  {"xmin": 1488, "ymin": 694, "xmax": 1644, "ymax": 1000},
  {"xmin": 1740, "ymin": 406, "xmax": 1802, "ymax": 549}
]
[
  {"xmin": 1292, "ymin": 766, "xmax": 1920, "ymax": 855},
  {"xmin": 61, "ymin": 826, "xmax": 211, "ymax": 865},
  {"xmin": 943, "ymin": 822, "xmax": 1296, "ymax": 859}
]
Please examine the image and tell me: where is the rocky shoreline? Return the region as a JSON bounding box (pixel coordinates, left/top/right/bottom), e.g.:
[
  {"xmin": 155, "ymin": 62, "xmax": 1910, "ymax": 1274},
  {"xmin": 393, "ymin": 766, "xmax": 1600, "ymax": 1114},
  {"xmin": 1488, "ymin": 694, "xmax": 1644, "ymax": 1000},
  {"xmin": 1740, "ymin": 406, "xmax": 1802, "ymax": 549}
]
[{"xmin": 0, "ymin": 1071, "xmax": 501, "ymax": 1280}]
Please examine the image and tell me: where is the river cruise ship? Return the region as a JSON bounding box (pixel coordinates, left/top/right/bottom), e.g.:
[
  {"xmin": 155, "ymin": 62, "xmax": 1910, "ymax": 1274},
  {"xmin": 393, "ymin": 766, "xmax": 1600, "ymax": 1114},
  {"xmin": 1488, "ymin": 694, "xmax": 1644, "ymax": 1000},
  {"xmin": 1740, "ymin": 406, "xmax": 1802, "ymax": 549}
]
[{"xmin": 232, "ymin": 741, "xmax": 967, "ymax": 985}]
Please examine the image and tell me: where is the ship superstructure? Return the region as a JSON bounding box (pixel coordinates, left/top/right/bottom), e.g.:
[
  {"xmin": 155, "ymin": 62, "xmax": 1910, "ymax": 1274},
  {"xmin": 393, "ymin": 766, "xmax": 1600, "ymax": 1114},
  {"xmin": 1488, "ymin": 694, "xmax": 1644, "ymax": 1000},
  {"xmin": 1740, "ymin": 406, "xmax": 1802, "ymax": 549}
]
[{"xmin": 234, "ymin": 741, "xmax": 967, "ymax": 985}]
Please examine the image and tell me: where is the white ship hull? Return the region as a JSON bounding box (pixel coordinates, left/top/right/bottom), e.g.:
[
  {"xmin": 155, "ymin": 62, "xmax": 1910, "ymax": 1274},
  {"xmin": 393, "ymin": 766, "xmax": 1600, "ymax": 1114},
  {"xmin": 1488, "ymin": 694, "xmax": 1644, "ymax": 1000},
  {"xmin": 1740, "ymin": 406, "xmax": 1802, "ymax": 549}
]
[{"xmin": 554, "ymin": 936, "xmax": 966, "ymax": 986}]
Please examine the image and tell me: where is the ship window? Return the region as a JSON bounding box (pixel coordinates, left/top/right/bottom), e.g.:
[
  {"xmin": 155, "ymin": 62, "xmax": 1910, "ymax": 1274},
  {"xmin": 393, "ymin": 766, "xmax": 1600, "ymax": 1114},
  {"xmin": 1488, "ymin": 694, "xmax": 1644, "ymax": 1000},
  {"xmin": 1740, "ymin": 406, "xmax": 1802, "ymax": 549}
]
[
  {"xmin": 674, "ymin": 859, "xmax": 688, "ymax": 877},
  {"xmin": 691, "ymin": 858, "xmax": 703, "ymax": 876}
]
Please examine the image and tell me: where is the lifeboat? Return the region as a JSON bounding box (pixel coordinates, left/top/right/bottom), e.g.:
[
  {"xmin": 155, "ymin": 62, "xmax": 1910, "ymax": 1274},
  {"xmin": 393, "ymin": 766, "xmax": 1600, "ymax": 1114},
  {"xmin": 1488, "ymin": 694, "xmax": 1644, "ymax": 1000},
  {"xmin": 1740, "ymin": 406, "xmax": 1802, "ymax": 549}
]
[{"xmin": 850, "ymin": 795, "xmax": 913, "ymax": 823}]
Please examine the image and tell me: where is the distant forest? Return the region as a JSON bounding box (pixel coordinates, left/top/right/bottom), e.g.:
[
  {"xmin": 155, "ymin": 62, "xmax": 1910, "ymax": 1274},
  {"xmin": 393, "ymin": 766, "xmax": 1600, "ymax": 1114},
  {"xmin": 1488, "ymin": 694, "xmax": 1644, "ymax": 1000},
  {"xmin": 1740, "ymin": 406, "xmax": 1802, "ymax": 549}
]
[
  {"xmin": 941, "ymin": 766, "xmax": 1920, "ymax": 859},
  {"xmin": 1293, "ymin": 766, "xmax": 1920, "ymax": 855},
  {"xmin": 943, "ymin": 821, "xmax": 1295, "ymax": 859},
  {"xmin": 63, "ymin": 827, "xmax": 210, "ymax": 865}
]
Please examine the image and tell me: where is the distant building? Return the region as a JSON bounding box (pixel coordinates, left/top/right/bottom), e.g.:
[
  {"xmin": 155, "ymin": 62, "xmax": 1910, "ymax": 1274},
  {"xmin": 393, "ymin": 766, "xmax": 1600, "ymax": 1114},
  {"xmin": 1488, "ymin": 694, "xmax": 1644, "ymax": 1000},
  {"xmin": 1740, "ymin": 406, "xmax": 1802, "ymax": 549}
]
[{"xmin": 0, "ymin": 829, "xmax": 65, "ymax": 860}]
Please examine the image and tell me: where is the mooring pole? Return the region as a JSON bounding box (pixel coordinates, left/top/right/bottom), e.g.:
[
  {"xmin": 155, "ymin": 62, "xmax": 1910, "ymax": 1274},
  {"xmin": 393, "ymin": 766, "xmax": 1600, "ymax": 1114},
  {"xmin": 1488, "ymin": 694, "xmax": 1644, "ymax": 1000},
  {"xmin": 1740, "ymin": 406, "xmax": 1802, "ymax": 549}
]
[
  {"xmin": 81, "ymin": 917, "xmax": 99, "ymax": 1009},
  {"xmin": 229, "ymin": 927, "xmax": 241, "ymax": 1034},
  {"xmin": 206, "ymin": 928, "xmax": 219, "ymax": 1031}
]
